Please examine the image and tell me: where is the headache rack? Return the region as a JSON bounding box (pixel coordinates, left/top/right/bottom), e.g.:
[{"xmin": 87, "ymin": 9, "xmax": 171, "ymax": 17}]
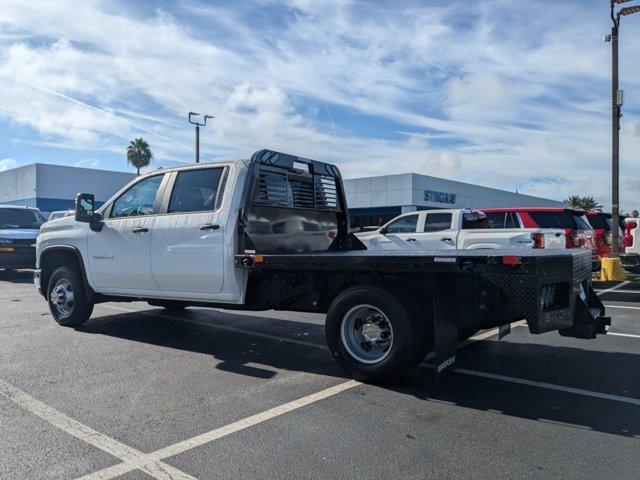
[{"xmin": 238, "ymin": 149, "xmax": 363, "ymax": 254}]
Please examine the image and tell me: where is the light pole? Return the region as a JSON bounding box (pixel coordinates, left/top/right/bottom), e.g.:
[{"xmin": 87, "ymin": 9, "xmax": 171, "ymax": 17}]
[
  {"xmin": 605, "ymin": 0, "xmax": 640, "ymax": 256},
  {"xmin": 188, "ymin": 112, "xmax": 214, "ymax": 163}
]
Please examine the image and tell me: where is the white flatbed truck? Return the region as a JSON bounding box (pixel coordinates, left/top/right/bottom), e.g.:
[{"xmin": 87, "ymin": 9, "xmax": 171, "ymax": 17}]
[{"xmin": 35, "ymin": 150, "xmax": 610, "ymax": 382}]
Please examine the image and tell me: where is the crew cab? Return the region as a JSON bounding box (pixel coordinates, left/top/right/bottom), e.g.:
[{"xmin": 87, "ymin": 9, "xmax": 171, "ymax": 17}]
[
  {"xmin": 482, "ymin": 207, "xmax": 598, "ymax": 269},
  {"xmin": 34, "ymin": 150, "xmax": 610, "ymax": 382},
  {"xmin": 0, "ymin": 205, "xmax": 47, "ymax": 270},
  {"xmin": 356, "ymin": 209, "xmax": 566, "ymax": 251}
]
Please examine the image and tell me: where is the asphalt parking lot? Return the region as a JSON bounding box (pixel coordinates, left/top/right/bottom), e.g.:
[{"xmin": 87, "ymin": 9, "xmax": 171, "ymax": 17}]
[{"xmin": 1, "ymin": 270, "xmax": 639, "ymax": 480}]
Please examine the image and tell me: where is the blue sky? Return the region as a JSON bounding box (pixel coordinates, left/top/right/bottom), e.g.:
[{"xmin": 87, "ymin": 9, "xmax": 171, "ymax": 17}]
[{"xmin": 1, "ymin": 0, "xmax": 639, "ymax": 210}]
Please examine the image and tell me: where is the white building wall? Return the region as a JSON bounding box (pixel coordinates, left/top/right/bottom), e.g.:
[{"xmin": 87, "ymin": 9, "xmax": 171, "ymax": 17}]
[
  {"xmin": 345, "ymin": 173, "xmax": 564, "ymax": 210},
  {"xmin": 35, "ymin": 164, "xmax": 135, "ymax": 204},
  {"xmin": 0, "ymin": 164, "xmax": 37, "ymax": 205}
]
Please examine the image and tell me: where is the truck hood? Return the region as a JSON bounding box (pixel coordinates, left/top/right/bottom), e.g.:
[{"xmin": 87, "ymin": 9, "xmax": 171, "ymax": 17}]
[
  {"xmin": 39, "ymin": 215, "xmax": 78, "ymax": 234},
  {"xmin": 0, "ymin": 228, "xmax": 40, "ymax": 240}
]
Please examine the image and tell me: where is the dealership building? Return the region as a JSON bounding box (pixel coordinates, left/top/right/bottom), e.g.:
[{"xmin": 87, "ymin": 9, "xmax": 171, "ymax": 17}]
[
  {"xmin": 0, "ymin": 163, "xmax": 135, "ymax": 214},
  {"xmin": 344, "ymin": 173, "xmax": 564, "ymax": 228},
  {"xmin": 0, "ymin": 163, "xmax": 563, "ymax": 224}
]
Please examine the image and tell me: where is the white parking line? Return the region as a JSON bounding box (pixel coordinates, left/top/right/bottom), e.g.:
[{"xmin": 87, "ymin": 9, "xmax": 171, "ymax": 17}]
[
  {"xmin": 608, "ymin": 332, "xmax": 640, "ymax": 339},
  {"xmin": 604, "ymin": 304, "xmax": 640, "ymax": 310},
  {"xmin": 77, "ymin": 380, "xmax": 361, "ymax": 480},
  {"xmin": 597, "ymin": 289, "xmax": 640, "ymax": 294},
  {"xmin": 0, "ymin": 378, "xmax": 197, "ymax": 480},
  {"xmin": 595, "ymin": 281, "xmax": 630, "ymax": 295},
  {"xmin": 454, "ymin": 369, "xmax": 640, "ymax": 406}
]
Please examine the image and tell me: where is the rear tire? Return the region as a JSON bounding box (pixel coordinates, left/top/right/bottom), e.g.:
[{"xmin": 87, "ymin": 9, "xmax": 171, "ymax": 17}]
[
  {"xmin": 47, "ymin": 266, "xmax": 93, "ymax": 327},
  {"xmin": 325, "ymin": 285, "xmax": 430, "ymax": 383}
]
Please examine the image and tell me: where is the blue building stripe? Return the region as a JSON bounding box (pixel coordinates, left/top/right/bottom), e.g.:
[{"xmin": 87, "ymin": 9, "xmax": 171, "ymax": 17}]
[{"xmin": 2, "ymin": 197, "xmax": 105, "ymax": 213}]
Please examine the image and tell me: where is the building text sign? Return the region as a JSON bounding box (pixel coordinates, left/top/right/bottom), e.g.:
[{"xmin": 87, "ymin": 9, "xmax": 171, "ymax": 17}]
[{"xmin": 424, "ymin": 189, "xmax": 457, "ymax": 205}]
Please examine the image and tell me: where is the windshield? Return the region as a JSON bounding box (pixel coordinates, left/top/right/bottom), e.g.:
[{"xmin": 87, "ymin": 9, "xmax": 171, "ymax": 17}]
[
  {"xmin": 586, "ymin": 214, "xmax": 611, "ymax": 230},
  {"xmin": 529, "ymin": 211, "xmax": 592, "ymax": 230},
  {"xmin": 0, "ymin": 208, "xmax": 47, "ymax": 229}
]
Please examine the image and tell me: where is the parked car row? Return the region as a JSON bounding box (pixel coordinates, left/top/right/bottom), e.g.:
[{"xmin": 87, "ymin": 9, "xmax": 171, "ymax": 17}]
[
  {"xmin": 357, "ymin": 206, "xmax": 637, "ymax": 271},
  {"xmin": 355, "ymin": 209, "xmax": 566, "ymax": 251}
]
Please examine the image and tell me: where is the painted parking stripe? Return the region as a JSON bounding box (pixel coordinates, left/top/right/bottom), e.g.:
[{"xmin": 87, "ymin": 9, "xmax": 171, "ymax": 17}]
[
  {"xmin": 597, "ymin": 289, "xmax": 640, "ymax": 294},
  {"xmin": 608, "ymin": 332, "xmax": 640, "ymax": 339},
  {"xmin": 0, "ymin": 378, "xmax": 197, "ymax": 480},
  {"xmin": 604, "ymin": 304, "xmax": 640, "ymax": 310},
  {"xmin": 454, "ymin": 368, "xmax": 640, "ymax": 406},
  {"xmin": 595, "ymin": 281, "xmax": 630, "ymax": 295},
  {"xmin": 77, "ymin": 380, "xmax": 361, "ymax": 480}
]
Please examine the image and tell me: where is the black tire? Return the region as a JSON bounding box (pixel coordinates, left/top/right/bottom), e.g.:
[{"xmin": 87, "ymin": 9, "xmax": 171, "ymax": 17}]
[
  {"xmin": 325, "ymin": 285, "xmax": 430, "ymax": 383},
  {"xmin": 147, "ymin": 300, "xmax": 187, "ymax": 312},
  {"xmin": 47, "ymin": 265, "xmax": 93, "ymax": 327}
]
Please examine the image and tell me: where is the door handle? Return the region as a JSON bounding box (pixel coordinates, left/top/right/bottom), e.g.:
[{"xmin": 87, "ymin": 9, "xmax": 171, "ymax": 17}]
[
  {"xmin": 405, "ymin": 238, "xmax": 416, "ymax": 242},
  {"xmin": 440, "ymin": 237, "xmax": 453, "ymax": 242},
  {"xmin": 199, "ymin": 224, "xmax": 220, "ymax": 231},
  {"xmin": 132, "ymin": 227, "xmax": 148, "ymax": 234}
]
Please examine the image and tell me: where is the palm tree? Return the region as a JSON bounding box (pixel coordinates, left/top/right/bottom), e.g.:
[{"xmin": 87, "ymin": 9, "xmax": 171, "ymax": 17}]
[
  {"xmin": 563, "ymin": 195, "xmax": 603, "ymax": 211},
  {"xmin": 126, "ymin": 138, "xmax": 153, "ymax": 175}
]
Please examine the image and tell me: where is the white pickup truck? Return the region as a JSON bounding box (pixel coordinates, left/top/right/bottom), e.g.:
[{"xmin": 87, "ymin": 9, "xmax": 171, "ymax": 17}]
[
  {"xmin": 34, "ymin": 149, "xmax": 610, "ymax": 382},
  {"xmin": 356, "ymin": 209, "xmax": 566, "ymax": 252}
]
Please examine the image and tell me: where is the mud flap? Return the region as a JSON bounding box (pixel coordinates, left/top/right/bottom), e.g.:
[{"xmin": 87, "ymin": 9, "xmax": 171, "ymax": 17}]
[
  {"xmin": 559, "ymin": 284, "xmax": 611, "ymax": 339},
  {"xmin": 432, "ymin": 289, "xmax": 458, "ymax": 378}
]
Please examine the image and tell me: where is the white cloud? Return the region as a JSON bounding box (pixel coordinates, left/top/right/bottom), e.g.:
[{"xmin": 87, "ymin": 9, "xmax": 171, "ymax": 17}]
[
  {"xmin": 0, "ymin": 158, "xmax": 17, "ymax": 172},
  {"xmin": 0, "ymin": 0, "xmax": 638, "ymax": 210}
]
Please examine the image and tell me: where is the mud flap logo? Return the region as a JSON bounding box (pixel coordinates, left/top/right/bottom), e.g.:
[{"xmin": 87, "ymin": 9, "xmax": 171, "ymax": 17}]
[{"xmin": 437, "ymin": 355, "xmax": 456, "ymax": 374}]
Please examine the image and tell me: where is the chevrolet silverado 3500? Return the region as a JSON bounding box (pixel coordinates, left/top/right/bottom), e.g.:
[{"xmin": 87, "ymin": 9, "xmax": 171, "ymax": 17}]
[{"xmin": 35, "ymin": 150, "xmax": 611, "ymax": 382}]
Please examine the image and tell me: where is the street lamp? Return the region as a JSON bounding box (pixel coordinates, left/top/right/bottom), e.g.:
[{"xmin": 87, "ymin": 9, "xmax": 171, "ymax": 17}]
[
  {"xmin": 605, "ymin": 0, "xmax": 639, "ymax": 256},
  {"xmin": 188, "ymin": 111, "xmax": 214, "ymax": 163}
]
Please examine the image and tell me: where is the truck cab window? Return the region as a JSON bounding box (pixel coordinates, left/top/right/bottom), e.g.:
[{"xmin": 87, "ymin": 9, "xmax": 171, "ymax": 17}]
[
  {"xmin": 424, "ymin": 213, "xmax": 452, "ymax": 232},
  {"xmin": 168, "ymin": 168, "xmax": 224, "ymax": 213},
  {"xmin": 111, "ymin": 175, "xmax": 163, "ymax": 218},
  {"xmin": 385, "ymin": 215, "xmax": 418, "ymax": 233}
]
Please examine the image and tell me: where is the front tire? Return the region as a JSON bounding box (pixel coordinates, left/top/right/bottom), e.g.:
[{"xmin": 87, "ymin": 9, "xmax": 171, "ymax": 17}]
[
  {"xmin": 47, "ymin": 266, "xmax": 93, "ymax": 327},
  {"xmin": 325, "ymin": 286, "xmax": 430, "ymax": 383}
]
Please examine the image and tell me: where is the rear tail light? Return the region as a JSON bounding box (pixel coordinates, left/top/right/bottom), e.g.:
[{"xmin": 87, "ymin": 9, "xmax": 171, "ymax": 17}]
[
  {"xmin": 625, "ymin": 222, "xmax": 637, "ymax": 248},
  {"xmin": 532, "ymin": 232, "xmax": 545, "ymax": 249},
  {"xmin": 502, "ymin": 255, "xmax": 521, "ymax": 265}
]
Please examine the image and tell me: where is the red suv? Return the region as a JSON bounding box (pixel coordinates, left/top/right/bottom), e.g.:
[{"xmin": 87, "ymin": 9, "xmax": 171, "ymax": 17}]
[
  {"xmin": 481, "ymin": 207, "xmax": 598, "ymax": 266},
  {"xmin": 584, "ymin": 211, "xmax": 624, "ymax": 259}
]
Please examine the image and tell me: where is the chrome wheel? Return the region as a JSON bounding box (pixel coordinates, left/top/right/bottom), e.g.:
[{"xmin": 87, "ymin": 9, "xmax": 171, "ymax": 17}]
[
  {"xmin": 340, "ymin": 304, "xmax": 394, "ymax": 364},
  {"xmin": 50, "ymin": 279, "xmax": 74, "ymax": 319}
]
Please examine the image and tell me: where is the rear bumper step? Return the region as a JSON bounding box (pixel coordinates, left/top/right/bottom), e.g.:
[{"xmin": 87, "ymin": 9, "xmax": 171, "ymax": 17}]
[{"xmin": 559, "ymin": 285, "xmax": 610, "ymax": 339}]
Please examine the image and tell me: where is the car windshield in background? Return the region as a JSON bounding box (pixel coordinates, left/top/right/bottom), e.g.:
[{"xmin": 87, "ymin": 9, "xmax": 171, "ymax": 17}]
[
  {"xmin": 0, "ymin": 208, "xmax": 46, "ymax": 229},
  {"xmin": 587, "ymin": 214, "xmax": 612, "ymax": 230},
  {"xmin": 529, "ymin": 211, "xmax": 591, "ymax": 230}
]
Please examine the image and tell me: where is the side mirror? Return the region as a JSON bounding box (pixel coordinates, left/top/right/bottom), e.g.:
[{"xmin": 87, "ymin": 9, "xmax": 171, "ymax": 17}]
[
  {"xmin": 379, "ymin": 226, "xmax": 388, "ymax": 235},
  {"xmin": 75, "ymin": 193, "xmax": 95, "ymax": 223}
]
